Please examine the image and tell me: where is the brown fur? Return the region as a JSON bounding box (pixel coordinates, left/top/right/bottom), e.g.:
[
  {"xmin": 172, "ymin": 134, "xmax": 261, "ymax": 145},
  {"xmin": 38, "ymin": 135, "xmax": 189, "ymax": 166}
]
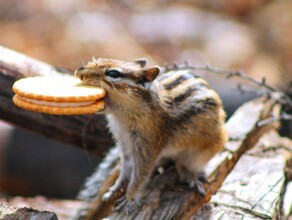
[{"xmin": 75, "ymin": 58, "xmax": 228, "ymax": 207}]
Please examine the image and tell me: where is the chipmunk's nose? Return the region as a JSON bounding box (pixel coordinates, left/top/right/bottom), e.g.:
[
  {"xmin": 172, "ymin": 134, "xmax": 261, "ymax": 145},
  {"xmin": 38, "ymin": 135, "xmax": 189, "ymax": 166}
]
[{"xmin": 74, "ymin": 66, "xmax": 85, "ymax": 80}]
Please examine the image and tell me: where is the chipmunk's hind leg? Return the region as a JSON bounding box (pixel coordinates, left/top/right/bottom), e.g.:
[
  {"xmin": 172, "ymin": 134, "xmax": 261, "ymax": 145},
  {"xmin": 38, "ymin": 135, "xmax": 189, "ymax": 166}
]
[
  {"xmin": 174, "ymin": 151, "xmax": 210, "ymax": 196},
  {"xmin": 176, "ymin": 163, "xmax": 207, "ymax": 196}
]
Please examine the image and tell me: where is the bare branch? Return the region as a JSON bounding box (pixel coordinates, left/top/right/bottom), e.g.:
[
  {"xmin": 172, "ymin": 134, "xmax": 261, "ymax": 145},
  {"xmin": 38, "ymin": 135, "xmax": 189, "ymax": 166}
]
[
  {"xmin": 0, "ymin": 46, "xmax": 113, "ymax": 158},
  {"xmin": 162, "ymin": 63, "xmax": 292, "ymax": 126},
  {"xmin": 257, "ymin": 112, "xmax": 292, "ymax": 127}
]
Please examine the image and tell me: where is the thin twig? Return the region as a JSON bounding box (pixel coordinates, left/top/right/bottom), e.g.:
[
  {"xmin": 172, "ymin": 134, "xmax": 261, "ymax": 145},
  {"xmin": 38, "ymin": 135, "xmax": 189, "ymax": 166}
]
[
  {"xmin": 163, "ymin": 63, "xmax": 292, "ymax": 126},
  {"xmin": 162, "ymin": 63, "xmax": 276, "ymax": 90}
]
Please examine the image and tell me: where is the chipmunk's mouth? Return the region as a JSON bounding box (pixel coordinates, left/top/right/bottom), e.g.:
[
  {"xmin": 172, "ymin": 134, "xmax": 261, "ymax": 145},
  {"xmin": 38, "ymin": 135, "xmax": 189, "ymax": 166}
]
[{"xmin": 79, "ymin": 77, "xmax": 104, "ymax": 88}]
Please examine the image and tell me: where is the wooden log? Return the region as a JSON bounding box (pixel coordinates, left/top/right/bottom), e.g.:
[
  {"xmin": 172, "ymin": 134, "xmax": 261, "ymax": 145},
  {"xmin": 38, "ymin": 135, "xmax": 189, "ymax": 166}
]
[
  {"xmin": 284, "ymin": 182, "xmax": 292, "ymax": 218},
  {"xmin": 74, "ymin": 97, "xmax": 281, "ymax": 220},
  {"xmin": 0, "ymin": 203, "xmax": 57, "ymax": 220},
  {"xmin": 210, "ymin": 130, "xmax": 291, "ymax": 219},
  {"xmin": 0, "ymin": 196, "xmax": 86, "ymax": 220},
  {"xmin": 0, "ymin": 46, "xmax": 113, "ymax": 158}
]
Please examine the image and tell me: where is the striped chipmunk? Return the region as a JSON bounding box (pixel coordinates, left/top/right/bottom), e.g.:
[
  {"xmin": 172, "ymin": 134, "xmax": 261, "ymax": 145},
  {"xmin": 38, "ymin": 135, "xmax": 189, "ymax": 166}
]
[{"xmin": 75, "ymin": 58, "xmax": 228, "ymax": 213}]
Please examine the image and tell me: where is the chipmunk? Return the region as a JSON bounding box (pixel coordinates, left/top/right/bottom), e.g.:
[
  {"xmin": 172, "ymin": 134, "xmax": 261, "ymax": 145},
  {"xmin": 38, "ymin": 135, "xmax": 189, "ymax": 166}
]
[{"xmin": 75, "ymin": 58, "xmax": 227, "ymax": 213}]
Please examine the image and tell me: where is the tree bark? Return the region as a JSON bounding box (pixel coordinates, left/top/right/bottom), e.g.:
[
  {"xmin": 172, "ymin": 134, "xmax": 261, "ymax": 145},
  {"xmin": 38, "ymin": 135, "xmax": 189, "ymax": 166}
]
[
  {"xmin": 0, "ymin": 46, "xmax": 113, "ymax": 158},
  {"xmin": 0, "ymin": 203, "xmax": 58, "ymax": 220},
  {"xmin": 0, "ymin": 196, "xmax": 86, "ymax": 220},
  {"xmin": 210, "ymin": 130, "xmax": 291, "ymax": 219}
]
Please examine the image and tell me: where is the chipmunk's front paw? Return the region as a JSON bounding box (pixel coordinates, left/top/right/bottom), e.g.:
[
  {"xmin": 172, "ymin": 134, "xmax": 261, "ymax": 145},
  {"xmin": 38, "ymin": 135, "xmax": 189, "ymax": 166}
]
[{"xmin": 115, "ymin": 195, "xmax": 142, "ymax": 214}]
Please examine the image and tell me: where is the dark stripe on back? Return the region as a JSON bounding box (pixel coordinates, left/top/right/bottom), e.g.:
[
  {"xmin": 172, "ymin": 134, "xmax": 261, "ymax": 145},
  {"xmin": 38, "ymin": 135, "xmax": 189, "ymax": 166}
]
[
  {"xmin": 163, "ymin": 74, "xmax": 193, "ymax": 90},
  {"xmin": 172, "ymin": 80, "xmax": 210, "ymax": 104},
  {"xmin": 163, "ymin": 98, "xmax": 218, "ymax": 131},
  {"xmin": 173, "ymin": 87, "xmax": 197, "ymax": 103},
  {"xmin": 182, "ymin": 98, "xmax": 217, "ymax": 116},
  {"xmin": 184, "ymin": 97, "xmax": 217, "ymax": 117}
]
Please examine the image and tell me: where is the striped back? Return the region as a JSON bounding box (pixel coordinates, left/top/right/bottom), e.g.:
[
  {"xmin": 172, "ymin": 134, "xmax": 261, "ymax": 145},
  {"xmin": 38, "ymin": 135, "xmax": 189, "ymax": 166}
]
[{"xmin": 152, "ymin": 70, "xmax": 219, "ymax": 118}]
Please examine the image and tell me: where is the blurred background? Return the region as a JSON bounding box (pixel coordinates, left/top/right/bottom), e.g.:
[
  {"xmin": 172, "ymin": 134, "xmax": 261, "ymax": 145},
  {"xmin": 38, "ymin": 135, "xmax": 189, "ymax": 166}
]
[{"xmin": 0, "ymin": 0, "xmax": 291, "ymax": 199}]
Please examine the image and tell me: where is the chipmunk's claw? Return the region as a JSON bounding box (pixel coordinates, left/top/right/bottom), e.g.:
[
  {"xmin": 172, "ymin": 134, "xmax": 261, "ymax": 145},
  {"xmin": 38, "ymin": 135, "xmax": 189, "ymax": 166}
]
[
  {"xmin": 189, "ymin": 179, "xmax": 206, "ymax": 196},
  {"xmin": 198, "ymin": 172, "xmax": 209, "ymax": 184},
  {"xmin": 178, "ymin": 171, "xmax": 208, "ymax": 196},
  {"xmin": 115, "ymin": 195, "xmax": 142, "ymax": 214},
  {"xmin": 115, "ymin": 195, "xmax": 127, "ymax": 211},
  {"xmin": 189, "ymin": 173, "xmax": 208, "ymax": 196},
  {"xmin": 126, "ymin": 199, "xmax": 142, "ymax": 214}
]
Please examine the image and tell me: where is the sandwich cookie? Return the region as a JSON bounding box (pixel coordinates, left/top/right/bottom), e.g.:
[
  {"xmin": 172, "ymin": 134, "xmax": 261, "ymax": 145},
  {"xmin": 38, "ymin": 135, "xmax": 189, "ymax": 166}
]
[{"xmin": 12, "ymin": 76, "xmax": 106, "ymax": 115}]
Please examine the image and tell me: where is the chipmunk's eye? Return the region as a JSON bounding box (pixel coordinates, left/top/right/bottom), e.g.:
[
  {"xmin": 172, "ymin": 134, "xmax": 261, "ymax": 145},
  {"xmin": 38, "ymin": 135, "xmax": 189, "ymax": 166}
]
[{"xmin": 106, "ymin": 69, "xmax": 123, "ymax": 78}]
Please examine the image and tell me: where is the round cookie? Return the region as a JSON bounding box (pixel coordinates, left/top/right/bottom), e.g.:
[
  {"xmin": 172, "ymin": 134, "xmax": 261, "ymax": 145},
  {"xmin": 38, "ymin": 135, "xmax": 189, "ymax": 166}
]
[
  {"xmin": 13, "ymin": 76, "xmax": 105, "ymax": 102},
  {"xmin": 12, "ymin": 76, "xmax": 106, "ymax": 115}
]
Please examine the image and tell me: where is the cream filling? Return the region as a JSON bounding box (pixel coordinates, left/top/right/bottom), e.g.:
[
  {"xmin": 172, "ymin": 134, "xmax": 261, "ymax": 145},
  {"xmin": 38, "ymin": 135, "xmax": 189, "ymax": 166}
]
[{"xmin": 19, "ymin": 96, "xmax": 96, "ymax": 107}]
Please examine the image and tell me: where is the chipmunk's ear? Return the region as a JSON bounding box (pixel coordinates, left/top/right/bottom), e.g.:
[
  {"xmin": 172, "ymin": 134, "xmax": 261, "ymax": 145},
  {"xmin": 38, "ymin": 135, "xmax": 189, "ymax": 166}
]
[
  {"xmin": 143, "ymin": 66, "xmax": 160, "ymax": 82},
  {"xmin": 134, "ymin": 58, "xmax": 147, "ymax": 68}
]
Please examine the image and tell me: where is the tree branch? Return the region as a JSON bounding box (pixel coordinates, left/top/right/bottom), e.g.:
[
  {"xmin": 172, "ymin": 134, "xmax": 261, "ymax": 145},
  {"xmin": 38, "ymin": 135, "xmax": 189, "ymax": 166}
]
[
  {"xmin": 0, "ymin": 46, "xmax": 113, "ymax": 158},
  {"xmin": 0, "ymin": 203, "xmax": 57, "ymax": 220},
  {"xmin": 163, "ymin": 63, "xmax": 292, "ymax": 109}
]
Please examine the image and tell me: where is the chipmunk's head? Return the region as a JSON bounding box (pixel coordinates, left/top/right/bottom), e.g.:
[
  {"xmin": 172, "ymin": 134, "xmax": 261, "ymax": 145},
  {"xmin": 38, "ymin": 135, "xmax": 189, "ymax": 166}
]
[
  {"xmin": 75, "ymin": 58, "xmax": 160, "ymax": 89},
  {"xmin": 75, "ymin": 58, "xmax": 160, "ymax": 108}
]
